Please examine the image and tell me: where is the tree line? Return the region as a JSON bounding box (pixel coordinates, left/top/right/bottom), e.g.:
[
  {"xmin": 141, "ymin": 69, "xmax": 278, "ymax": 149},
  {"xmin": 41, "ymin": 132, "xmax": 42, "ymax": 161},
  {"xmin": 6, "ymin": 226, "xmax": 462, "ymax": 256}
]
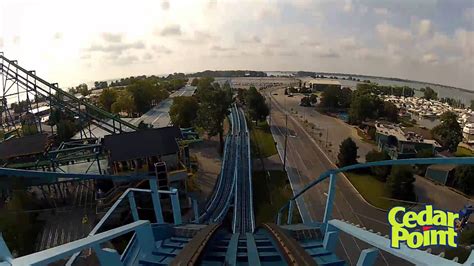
[{"xmin": 188, "ymin": 70, "xmax": 267, "ymax": 78}]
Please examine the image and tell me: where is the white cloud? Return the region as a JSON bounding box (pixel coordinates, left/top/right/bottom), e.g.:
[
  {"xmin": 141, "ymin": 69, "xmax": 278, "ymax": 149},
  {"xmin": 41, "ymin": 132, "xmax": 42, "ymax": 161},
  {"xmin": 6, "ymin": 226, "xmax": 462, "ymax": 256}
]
[
  {"xmin": 101, "ymin": 32, "xmax": 123, "ymax": 43},
  {"xmin": 53, "ymin": 32, "xmax": 63, "ymax": 40},
  {"xmin": 373, "ymin": 7, "xmax": 389, "ymax": 16},
  {"xmin": 0, "ymin": 38, "xmax": 3, "ymax": 48},
  {"xmin": 422, "ymin": 53, "xmax": 439, "ymax": 64},
  {"xmin": 464, "ymin": 7, "xmax": 474, "ymax": 22},
  {"xmin": 159, "ymin": 25, "xmax": 182, "ymax": 36},
  {"xmin": 152, "ymin": 45, "xmax": 172, "ymax": 54},
  {"xmin": 376, "ymin": 22, "xmax": 413, "ymax": 44},
  {"xmin": 339, "ymin": 37, "xmax": 358, "ymax": 49},
  {"xmin": 343, "ymin": 0, "xmax": 352, "ymax": 12},
  {"xmin": 417, "ymin": 19, "xmax": 433, "ymax": 37},
  {"xmin": 161, "ymin": 0, "xmax": 170, "ymax": 11}
]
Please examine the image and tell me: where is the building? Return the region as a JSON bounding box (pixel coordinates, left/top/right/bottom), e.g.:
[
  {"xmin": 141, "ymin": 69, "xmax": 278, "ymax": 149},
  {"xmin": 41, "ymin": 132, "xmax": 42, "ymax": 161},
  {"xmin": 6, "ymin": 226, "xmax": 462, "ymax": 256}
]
[
  {"xmin": 308, "ymin": 79, "xmax": 341, "ymax": 91},
  {"xmin": 463, "ymin": 123, "xmax": 474, "ymax": 144},
  {"xmin": 375, "ymin": 122, "xmax": 440, "ymax": 159},
  {"xmin": 425, "ymin": 164, "xmax": 457, "ymax": 185},
  {"xmin": 0, "ymin": 133, "xmax": 52, "ymax": 167},
  {"xmin": 102, "ymin": 126, "xmax": 188, "ymax": 190}
]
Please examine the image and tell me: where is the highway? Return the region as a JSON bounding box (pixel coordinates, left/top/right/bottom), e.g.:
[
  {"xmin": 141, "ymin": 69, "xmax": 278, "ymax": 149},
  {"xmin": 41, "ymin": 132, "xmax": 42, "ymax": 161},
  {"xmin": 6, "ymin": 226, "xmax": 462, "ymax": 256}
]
[{"xmin": 265, "ymin": 87, "xmax": 409, "ymax": 265}]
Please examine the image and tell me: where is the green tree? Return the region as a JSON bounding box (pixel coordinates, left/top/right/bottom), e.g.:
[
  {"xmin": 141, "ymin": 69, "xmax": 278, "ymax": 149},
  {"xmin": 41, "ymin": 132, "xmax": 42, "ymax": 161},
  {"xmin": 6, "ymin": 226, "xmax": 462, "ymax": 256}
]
[
  {"xmin": 453, "ymin": 166, "xmax": 474, "ymax": 195},
  {"xmin": 57, "ymin": 120, "xmax": 77, "ymax": 141},
  {"xmin": 191, "ymin": 78, "xmax": 199, "ymax": 86},
  {"xmin": 365, "ymin": 150, "xmax": 391, "ymax": 181},
  {"xmin": 0, "ymin": 190, "xmax": 41, "ymax": 256},
  {"xmin": 309, "ymin": 94, "xmax": 318, "ymax": 104},
  {"xmin": 383, "ymin": 102, "xmax": 399, "ymax": 122},
  {"xmin": 432, "ymin": 111, "xmax": 462, "ymax": 152},
  {"xmin": 348, "ymin": 94, "xmax": 384, "ymax": 124},
  {"xmin": 170, "ymin": 96, "xmax": 199, "ymax": 128},
  {"xmin": 300, "ymin": 96, "xmax": 311, "ymax": 107},
  {"xmin": 196, "ymin": 80, "xmax": 233, "ymax": 149},
  {"xmin": 76, "ymin": 83, "xmax": 89, "ymax": 96},
  {"xmin": 423, "ymin": 87, "xmax": 438, "ymax": 100},
  {"xmin": 337, "ymin": 137, "xmax": 358, "ymax": 167},
  {"xmin": 21, "ymin": 123, "xmax": 38, "ymax": 136},
  {"xmin": 386, "ymin": 166, "xmax": 415, "ymax": 201},
  {"xmin": 98, "ymin": 88, "xmax": 118, "ymax": 112},
  {"xmin": 111, "ymin": 91, "xmax": 135, "ymax": 115},
  {"xmin": 471, "ymin": 100, "xmax": 474, "ymax": 110},
  {"xmin": 245, "ymin": 87, "xmax": 269, "ymax": 124},
  {"xmin": 320, "ymin": 87, "xmax": 342, "ymax": 109}
]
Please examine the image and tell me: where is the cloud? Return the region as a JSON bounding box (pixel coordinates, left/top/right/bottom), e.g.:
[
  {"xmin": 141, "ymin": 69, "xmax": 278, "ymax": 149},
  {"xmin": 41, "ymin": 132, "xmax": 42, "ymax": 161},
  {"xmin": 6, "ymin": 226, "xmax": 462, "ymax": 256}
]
[
  {"xmin": 142, "ymin": 53, "xmax": 154, "ymax": 60},
  {"xmin": 53, "ymin": 32, "xmax": 63, "ymax": 40},
  {"xmin": 376, "ymin": 22, "xmax": 413, "ymax": 44},
  {"xmin": 113, "ymin": 55, "xmax": 139, "ymax": 65},
  {"xmin": 152, "ymin": 45, "xmax": 173, "ymax": 54},
  {"xmin": 101, "ymin": 32, "xmax": 123, "ymax": 43},
  {"xmin": 211, "ymin": 45, "xmax": 236, "ymax": 52},
  {"xmin": 343, "ymin": 0, "xmax": 352, "ymax": 12},
  {"xmin": 464, "ymin": 7, "xmax": 474, "ymax": 22},
  {"xmin": 80, "ymin": 54, "xmax": 91, "ymax": 60},
  {"xmin": 278, "ymin": 50, "xmax": 298, "ymax": 57},
  {"xmin": 255, "ymin": 5, "xmax": 281, "ymax": 20},
  {"xmin": 159, "ymin": 25, "xmax": 182, "ymax": 36},
  {"xmin": 373, "ymin": 7, "xmax": 389, "ymax": 16},
  {"xmin": 421, "ymin": 53, "xmax": 438, "ymax": 64},
  {"xmin": 161, "ymin": 0, "xmax": 170, "ymax": 10},
  {"xmin": 241, "ymin": 35, "xmax": 261, "ymax": 44},
  {"xmin": 417, "ymin": 19, "xmax": 433, "ymax": 37},
  {"xmin": 13, "ymin": 36, "xmax": 20, "ymax": 45},
  {"xmin": 339, "ymin": 37, "xmax": 358, "ymax": 49},
  {"xmin": 313, "ymin": 45, "xmax": 340, "ymax": 58},
  {"xmin": 86, "ymin": 41, "xmax": 145, "ymax": 54},
  {"xmin": 0, "ymin": 38, "xmax": 3, "ymax": 47}
]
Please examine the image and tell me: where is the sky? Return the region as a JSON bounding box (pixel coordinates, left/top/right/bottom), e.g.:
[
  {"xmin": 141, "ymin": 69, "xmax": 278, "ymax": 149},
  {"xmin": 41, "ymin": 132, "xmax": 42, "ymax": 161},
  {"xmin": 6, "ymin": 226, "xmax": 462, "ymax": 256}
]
[{"xmin": 0, "ymin": 0, "xmax": 473, "ymax": 89}]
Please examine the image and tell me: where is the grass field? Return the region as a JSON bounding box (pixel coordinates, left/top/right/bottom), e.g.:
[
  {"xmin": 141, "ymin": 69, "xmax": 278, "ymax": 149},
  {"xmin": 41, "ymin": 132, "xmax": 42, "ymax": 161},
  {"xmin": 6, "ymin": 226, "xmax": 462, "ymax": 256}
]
[
  {"xmin": 455, "ymin": 146, "xmax": 474, "ymax": 157},
  {"xmin": 344, "ymin": 172, "xmax": 397, "ymax": 210},
  {"xmin": 253, "ymin": 170, "xmax": 301, "ymax": 225},
  {"xmin": 250, "ymin": 121, "xmax": 278, "ymax": 158}
]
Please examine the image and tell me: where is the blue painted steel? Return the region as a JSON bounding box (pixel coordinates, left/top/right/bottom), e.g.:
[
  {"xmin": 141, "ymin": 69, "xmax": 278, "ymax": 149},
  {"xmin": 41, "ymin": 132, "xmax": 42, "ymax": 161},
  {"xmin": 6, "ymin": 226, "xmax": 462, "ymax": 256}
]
[
  {"xmin": 277, "ymin": 157, "xmax": 474, "ymax": 222},
  {"xmin": 170, "ymin": 188, "xmax": 182, "ymax": 225},
  {"xmin": 329, "ymin": 219, "xmax": 465, "ymax": 266},
  {"xmin": 356, "ymin": 247, "xmax": 379, "ymax": 266},
  {"xmin": 12, "ymin": 221, "xmax": 153, "ymax": 266},
  {"xmin": 225, "ymin": 233, "xmax": 240, "ymax": 265},
  {"xmin": 322, "ymin": 173, "xmax": 336, "ymax": 229},
  {"xmin": 128, "ymin": 191, "xmax": 139, "ymax": 221},
  {"xmin": 93, "ymin": 246, "xmax": 123, "ymax": 266},
  {"xmin": 287, "ymin": 200, "xmax": 294, "ymax": 225},
  {"xmin": 193, "ymin": 199, "xmax": 199, "ymax": 223},
  {"xmin": 246, "ymin": 233, "xmax": 261, "ymax": 266},
  {"xmin": 0, "ymin": 234, "xmax": 12, "ymax": 264},
  {"xmin": 323, "ymin": 230, "xmax": 339, "ymax": 252},
  {"xmin": 149, "ymin": 178, "xmax": 164, "ymax": 223}
]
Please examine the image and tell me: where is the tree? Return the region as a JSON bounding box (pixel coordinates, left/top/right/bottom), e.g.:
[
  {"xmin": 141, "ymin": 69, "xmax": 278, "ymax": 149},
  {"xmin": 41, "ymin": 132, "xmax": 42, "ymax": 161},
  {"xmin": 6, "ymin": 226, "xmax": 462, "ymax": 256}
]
[
  {"xmin": 111, "ymin": 91, "xmax": 135, "ymax": 115},
  {"xmin": 432, "ymin": 111, "xmax": 462, "ymax": 152},
  {"xmin": 453, "ymin": 166, "xmax": 474, "ymax": 195},
  {"xmin": 386, "ymin": 166, "xmax": 416, "ymax": 201},
  {"xmin": 471, "ymin": 100, "xmax": 474, "ymax": 110},
  {"xmin": 0, "ymin": 190, "xmax": 41, "ymax": 256},
  {"xmin": 415, "ymin": 149, "xmax": 434, "ymax": 175},
  {"xmin": 423, "ymin": 87, "xmax": 438, "ymax": 100},
  {"xmin": 98, "ymin": 88, "xmax": 118, "ymax": 112},
  {"xmin": 365, "ymin": 150, "xmax": 391, "ymax": 181},
  {"xmin": 383, "ymin": 102, "xmax": 399, "ymax": 122},
  {"xmin": 245, "ymin": 86, "xmax": 269, "ymax": 124},
  {"xmin": 320, "ymin": 87, "xmax": 342, "ymax": 109},
  {"xmin": 75, "ymin": 83, "xmax": 89, "ymax": 96},
  {"xmin": 191, "ymin": 78, "xmax": 199, "ymax": 86},
  {"xmin": 300, "ymin": 96, "xmax": 312, "ymax": 107},
  {"xmin": 170, "ymin": 96, "xmax": 199, "ymax": 128},
  {"xmin": 57, "ymin": 119, "xmax": 77, "ymax": 141},
  {"xmin": 21, "ymin": 123, "xmax": 38, "ymax": 136},
  {"xmin": 337, "ymin": 138, "xmax": 358, "ymax": 167},
  {"xmin": 309, "ymin": 94, "xmax": 318, "ymax": 104},
  {"xmin": 348, "ymin": 94, "xmax": 384, "ymax": 124},
  {"xmin": 196, "ymin": 81, "xmax": 233, "ymax": 149}
]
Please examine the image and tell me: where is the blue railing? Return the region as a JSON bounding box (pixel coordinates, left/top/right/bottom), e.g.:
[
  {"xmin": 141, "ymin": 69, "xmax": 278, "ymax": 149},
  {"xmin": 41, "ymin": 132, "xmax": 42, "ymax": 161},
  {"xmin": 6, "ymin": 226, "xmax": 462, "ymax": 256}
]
[{"xmin": 278, "ymin": 157, "xmax": 474, "ymax": 226}]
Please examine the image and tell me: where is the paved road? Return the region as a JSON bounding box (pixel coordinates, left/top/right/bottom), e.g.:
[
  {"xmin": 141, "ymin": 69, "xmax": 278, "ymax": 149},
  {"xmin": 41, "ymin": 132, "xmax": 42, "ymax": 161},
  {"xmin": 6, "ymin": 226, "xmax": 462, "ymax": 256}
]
[
  {"xmin": 265, "ymin": 87, "xmax": 409, "ymax": 265},
  {"xmin": 270, "ymin": 89, "xmax": 374, "ymax": 162},
  {"xmin": 73, "ymin": 85, "xmax": 196, "ymax": 139}
]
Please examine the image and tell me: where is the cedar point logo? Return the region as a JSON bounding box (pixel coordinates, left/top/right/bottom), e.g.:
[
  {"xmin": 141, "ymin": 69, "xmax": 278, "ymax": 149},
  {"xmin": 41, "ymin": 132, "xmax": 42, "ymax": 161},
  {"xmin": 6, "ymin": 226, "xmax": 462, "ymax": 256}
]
[{"xmin": 388, "ymin": 205, "xmax": 459, "ymax": 249}]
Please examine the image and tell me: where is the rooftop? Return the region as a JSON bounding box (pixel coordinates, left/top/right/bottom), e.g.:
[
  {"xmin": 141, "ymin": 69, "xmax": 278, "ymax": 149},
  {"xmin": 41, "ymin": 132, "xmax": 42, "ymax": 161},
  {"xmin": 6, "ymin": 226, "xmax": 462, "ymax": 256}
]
[
  {"xmin": 375, "ymin": 122, "xmax": 440, "ymax": 147},
  {"xmin": 308, "ymin": 79, "xmax": 341, "ymax": 86},
  {"xmin": 0, "ymin": 133, "xmax": 50, "ymax": 160},
  {"xmin": 103, "ymin": 126, "xmax": 182, "ymax": 162}
]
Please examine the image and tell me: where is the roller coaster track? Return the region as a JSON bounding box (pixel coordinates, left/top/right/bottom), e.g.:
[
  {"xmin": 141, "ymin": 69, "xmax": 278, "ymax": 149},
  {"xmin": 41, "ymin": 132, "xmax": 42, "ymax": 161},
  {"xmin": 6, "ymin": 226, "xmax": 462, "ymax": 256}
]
[{"xmin": 0, "ymin": 53, "xmax": 137, "ymax": 135}]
